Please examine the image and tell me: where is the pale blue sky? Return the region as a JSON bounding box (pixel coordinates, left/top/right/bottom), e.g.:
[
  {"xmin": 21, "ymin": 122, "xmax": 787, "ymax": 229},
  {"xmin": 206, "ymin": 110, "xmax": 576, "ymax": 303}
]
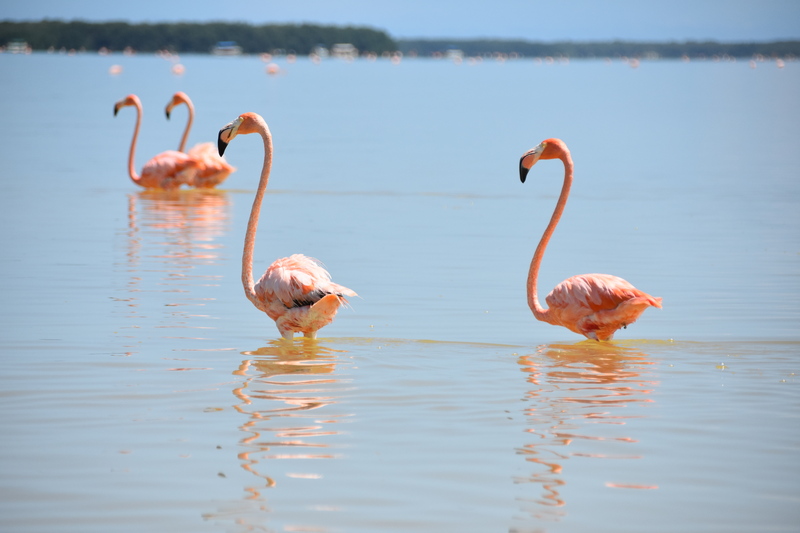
[{"xmin": 2, "ymin": 0, "xmax": 799, "ymax": 41}]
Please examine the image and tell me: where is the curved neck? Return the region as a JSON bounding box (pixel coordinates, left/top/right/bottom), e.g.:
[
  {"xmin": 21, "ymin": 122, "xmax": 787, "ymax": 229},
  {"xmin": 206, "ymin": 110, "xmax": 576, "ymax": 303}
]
[
  {"xmin": 127, "ymin": 102, "xmax": 142, "ymax": 183},
  {"xmin": 178, "ymin": 99, "xmax": 194, "ymax": 153},
  {"xmin": 242, "ymin": 117, "xmax": 274, "ymax": 310},
  {"xmin": 527, "ymin": 152, "xmax": 573, "ymax": 320}
]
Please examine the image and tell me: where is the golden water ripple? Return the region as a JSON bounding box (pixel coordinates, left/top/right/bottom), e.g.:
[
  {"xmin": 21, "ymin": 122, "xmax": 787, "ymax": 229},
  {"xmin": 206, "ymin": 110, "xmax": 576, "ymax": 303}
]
[
  {"xmin": 229, "ymin": 339, "xmax": 351, "ymax": 513},
  {"xmin": 515, "ymin": 341, "xmax": 659, "ymax": 519}
]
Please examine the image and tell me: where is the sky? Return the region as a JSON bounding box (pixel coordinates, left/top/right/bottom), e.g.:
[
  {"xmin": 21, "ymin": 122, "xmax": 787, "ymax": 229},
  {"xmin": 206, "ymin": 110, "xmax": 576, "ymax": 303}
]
[{"xmin": 2, "ymin": 0, "xmax": 799, "ymax": 42}]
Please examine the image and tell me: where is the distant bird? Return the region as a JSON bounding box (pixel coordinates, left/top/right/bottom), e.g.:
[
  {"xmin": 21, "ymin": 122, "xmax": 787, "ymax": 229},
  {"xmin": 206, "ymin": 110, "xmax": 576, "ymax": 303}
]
[
  {"xmin": 519, "ymin": 138, "xmax": 661, "ymax": 340},
  {"xmin": 165, "ymin": 92, "xmax": 235, "ymax": 188},
  {"xmin": 114, "ymin": 94, "xmax": 198, "ymax": 190},
  {"xmin": 218, "ymin": 112, "xmax": 356, "ymax": 339}
]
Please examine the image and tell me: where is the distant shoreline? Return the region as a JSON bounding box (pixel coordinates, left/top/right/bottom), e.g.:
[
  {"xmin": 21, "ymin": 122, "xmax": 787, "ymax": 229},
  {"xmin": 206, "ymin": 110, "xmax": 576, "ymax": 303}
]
[
  {"xmin": 397, "ymin": 38, "xmax": 800, "ymax": 60},
  {"xmin": 1, "ymin": 20, "xmax": 798, "ymax": 58}
]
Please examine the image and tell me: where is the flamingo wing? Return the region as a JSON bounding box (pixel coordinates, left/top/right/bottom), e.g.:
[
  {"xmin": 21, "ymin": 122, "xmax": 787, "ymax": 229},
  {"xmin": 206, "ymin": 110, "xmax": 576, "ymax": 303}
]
[
  {"xmin": 546, "ymin": 274, "xmax": 662, "ymax": 340},
  {"xmin": 187, "ymin": 142, "xmax": 236, "ymax": 188},
  {"xmin": 139, "ymin": 150, "xmax": 198, "ymax": 189}
]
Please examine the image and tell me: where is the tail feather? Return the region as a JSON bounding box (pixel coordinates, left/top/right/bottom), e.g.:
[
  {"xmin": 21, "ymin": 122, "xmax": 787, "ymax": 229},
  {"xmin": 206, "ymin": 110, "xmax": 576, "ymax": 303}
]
[
  {"xmin": 309, "ymin": 293, "xmax": 344, "ymax": 319},
  {"xmin": 637, "ymin": 295, "xmax": 663, "ymax": 309},
  {"xmin": 329, "ymin": 282, "xmax": 357, "ymax": 298}
]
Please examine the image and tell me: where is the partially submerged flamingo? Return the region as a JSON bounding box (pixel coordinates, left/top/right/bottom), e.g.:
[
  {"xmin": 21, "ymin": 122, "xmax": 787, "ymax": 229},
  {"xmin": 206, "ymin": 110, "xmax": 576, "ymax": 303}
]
[
  {"xmin": 165, "ymin": 92, "xmax": 236, "ymax": 188},
  {"xmin": 217, "ymin": 112, "xmax": 356, "ymax": 339},
  {"xmin": 113, "ymin": 94, "xmax": 198, "ymax": 190},
  {"xmin": 519, "ymin": 138, "xmax": 661, "ymax": 340}
]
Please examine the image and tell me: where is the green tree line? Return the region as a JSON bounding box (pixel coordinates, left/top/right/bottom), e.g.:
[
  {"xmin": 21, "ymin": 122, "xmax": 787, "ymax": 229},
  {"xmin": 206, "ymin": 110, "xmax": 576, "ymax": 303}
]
[
  {"xmin": 0, "ymin": 20, "xmax": 397, "ymax": 54},
  {"xmin": 398, "ymin": 38, "xmax": 800, "ymax": 59}
]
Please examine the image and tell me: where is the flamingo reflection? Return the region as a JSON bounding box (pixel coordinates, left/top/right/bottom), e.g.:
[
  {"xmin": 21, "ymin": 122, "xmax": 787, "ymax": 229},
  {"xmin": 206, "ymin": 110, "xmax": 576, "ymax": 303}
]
[
  {"xmin": 231, "ymin": 339, "xmax": 351, "ymax": 502},
  {"xmin": 126, "ymin": 189, "xmax": 230, "ymax": 265},
  {"xmin": 514, "ymin": 341, "xmax": 658, "ymax": 521},
  {"xmin": 114, "ymin": 189, "xmax": 231, "ymax": 351}
]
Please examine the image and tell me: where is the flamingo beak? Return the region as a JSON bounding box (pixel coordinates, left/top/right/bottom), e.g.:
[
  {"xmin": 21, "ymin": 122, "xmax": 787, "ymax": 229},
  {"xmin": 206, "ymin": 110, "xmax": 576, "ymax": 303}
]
[
  {"xmin": 113, "ymin": 102, "xmax": 122, "ymax": 116},
  {"xmin": 519, "ymin": 157, "xmax": 531, "ymax": 183},
  {"xmin": 165, "ymin": 97, "xmax": 178, "ymax": 120},
  {"xmin": 217, "ymin": 116, "xmax": 242, "ymax": 156},
  {"xmin": 519, "ymin": 142, "xmax": 546, "ymax": 183}
]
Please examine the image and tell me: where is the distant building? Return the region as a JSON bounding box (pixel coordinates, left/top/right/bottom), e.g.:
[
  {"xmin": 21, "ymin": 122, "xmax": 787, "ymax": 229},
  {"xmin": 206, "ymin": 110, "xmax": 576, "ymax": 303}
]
[
  {"xmin": 311, "ymin": 45, "xmax": 330, "ymax": 58},
  {"xmin": 4, "ymin": 39, "xmax": 31, "ymax": 54},
  {"xmin": 331, "ymin": 43, "xmax": 358, "ymax": 59},
  {"xmin": 211, "ymin": 41, "xmax": 243, "ymax": 56},
  {"xmin": 445, "ymin": 48, "xmax": 464, "ymax": 60}
]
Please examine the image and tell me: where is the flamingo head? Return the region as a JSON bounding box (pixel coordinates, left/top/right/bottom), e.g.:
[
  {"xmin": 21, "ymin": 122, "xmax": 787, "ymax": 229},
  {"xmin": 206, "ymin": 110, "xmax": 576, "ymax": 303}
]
[
  {"xmin": 217, "ymin": 113, "xmax": 263, "ymax": 156},
  {"xmin": 165, "ymin": 91, "xmax": 190, "ymax": 119},
  {"xmin": 519, "ymin": 138, "xmax": 568, "ymax": 182},
  {"xmin": 113, "ymin": 94, "xmax": 140, "ymax": 116},
  {"xmin": 217, "ymin": 115, "xmax": 243, "ymax": 156}
]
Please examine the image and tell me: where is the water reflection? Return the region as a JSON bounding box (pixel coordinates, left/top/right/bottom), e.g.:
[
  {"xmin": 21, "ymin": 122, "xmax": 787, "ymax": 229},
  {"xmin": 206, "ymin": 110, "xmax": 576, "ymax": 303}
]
[
  {"xmin": 113, "ymin": 189, "xmax": 231, "ymax": 353},
  {"xmin": 217, "ymin": 339, "xmax": 351, "ymax": 527},
  {"xmin": 125, "ymin": 189, "xmax": 230, "ymax": 268},
  {"xmin": 514, "ymin": 341, "xmax": 658, "ymax": 521}
]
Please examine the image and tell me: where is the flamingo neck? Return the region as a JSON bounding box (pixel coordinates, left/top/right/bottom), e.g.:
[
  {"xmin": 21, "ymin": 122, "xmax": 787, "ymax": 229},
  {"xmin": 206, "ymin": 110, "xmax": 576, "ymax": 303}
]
[
  {"xmin": 178, "ymin": 99, "xmax": 194, "ymax": 153},
  {"xmin": 242, "ymin": 116, "xmax": 273, "ymax": 310},
  {"xmin": 527, "ymin": 152, "xmax": 573, "ymax": 321},
  {"xmin": 127, "ymin": 101, "xmax": 142, "ymax": 183}
]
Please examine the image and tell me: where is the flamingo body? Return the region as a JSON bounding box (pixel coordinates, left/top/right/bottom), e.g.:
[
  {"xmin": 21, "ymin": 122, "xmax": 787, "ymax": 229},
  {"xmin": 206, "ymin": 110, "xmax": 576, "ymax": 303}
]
[
  {"xmin": 520, "ymin": 138, "xmax": 661, "ymax": 341},
  {"xmin": 543, "ymin": 274, "xmax": 662, "ymax": 341},
  {"xmin": 114, "ymin": 94, "xmax": 198, "ymax": 190},
  {"xmin": 255, "ymin": 254, "xmax": 357, "ymax": 338},
  {"xmin": 218, "ymin": 112, "xmax": 356, "ymax": 339},
  {"xmin": 137, "ymin": 150, "xmax": 198, "ymax": 189},
  {"xmin": 166, "ymin": 92, "xmax": 236, "ymax": 188},
  {"xmin": 186, "ymin": 141, "xmax": 236, "ymax": 188}
]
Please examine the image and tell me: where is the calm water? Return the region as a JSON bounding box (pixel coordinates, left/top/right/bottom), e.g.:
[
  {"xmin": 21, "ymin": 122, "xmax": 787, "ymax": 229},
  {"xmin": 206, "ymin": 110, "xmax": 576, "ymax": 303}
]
[{"xmin": 0, "ymin": 52, "xmax": 798, "ymax": 532}]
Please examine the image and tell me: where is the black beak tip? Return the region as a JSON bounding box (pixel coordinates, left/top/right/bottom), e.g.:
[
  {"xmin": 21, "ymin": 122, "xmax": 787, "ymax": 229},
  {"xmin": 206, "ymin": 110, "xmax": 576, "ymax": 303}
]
[
  {"xmin": 165, "ymin": 110, "xmax": 171, "ymax": 120},
  {"xmin": 519, "ymin": 163, "xmax": 529, "ymax": 183},
  {"xmin": 217, "ymin": 137, "xmax": 228, "ymax": 157},
  {"xmin": 113, "ymin": 107, "xmax": 119, "ymax": 117}
]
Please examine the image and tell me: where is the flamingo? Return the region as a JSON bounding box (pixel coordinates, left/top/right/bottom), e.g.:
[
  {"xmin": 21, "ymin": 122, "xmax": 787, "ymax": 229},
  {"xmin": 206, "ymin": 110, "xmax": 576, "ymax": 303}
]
[
  {"xmin": 519, "ymin": 138, "xmax": 661, "ymax": 341},
  {"xmin": 165, "ymin": 92, "xmax": 236, "ymax": 188},
  {"xmin": 217, "ymin": 112, "xmax": 356, "ymax": 339},
  {"xmin": 113, "ymin": 94, "xmax": 198, "ymax": 190}
]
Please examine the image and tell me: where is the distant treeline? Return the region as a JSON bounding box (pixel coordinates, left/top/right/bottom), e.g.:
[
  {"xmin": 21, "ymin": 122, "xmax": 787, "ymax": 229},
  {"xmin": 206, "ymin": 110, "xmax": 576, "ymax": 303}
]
[
  {"xmin": 0, "ymin": 20, "xmax": 397, "ymax": 54},
  {"xmin": 398, "ymin": 38, "xmax": 800, "ymax": 59},
  {"xmin": 2, "ymin": 20, "xmax": 798, "ymax": 59}
]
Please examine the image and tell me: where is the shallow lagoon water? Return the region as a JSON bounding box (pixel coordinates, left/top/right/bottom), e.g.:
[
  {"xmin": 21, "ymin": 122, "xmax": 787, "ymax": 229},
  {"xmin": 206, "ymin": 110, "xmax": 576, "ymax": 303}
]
[{"xmin": 0, "ymin": 53, "xmax": 798, "ymax": 531}]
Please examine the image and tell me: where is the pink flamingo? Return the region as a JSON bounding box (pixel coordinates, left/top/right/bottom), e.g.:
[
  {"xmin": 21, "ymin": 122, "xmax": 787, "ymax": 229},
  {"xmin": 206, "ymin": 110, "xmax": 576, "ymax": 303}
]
[
  {"xmin": 218, "ymin": 112, "xmax": 356, "ymax": 339},
  {"xmin": 113, "ymin": 94, "xmax": 198, "ymax": 190},
  {"xmin": 519, "ymin": 138, "xmax": 661, "ymax": 341},
  {"xmin": 165, "ymin": 92, "xmax": 236, "ymax": 188}
]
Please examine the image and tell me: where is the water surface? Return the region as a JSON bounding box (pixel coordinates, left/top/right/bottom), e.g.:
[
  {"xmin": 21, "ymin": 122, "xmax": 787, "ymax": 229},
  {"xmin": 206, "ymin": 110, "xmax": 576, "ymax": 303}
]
[{"xmin": 0, "ymin": 52, "xmax": 798, "ymax": 532}]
